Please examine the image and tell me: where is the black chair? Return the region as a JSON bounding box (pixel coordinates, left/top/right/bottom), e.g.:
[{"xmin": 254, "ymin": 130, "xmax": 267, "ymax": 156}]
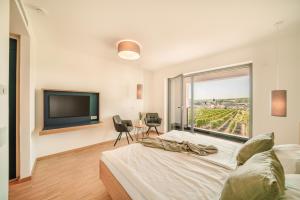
[
  {"xmin": 144, "ymin": 113, "xmax": 162, "ymax": 135},
  {"xmin": 112, "ymin": 115, "xmax": 134, "ymax": 146}
]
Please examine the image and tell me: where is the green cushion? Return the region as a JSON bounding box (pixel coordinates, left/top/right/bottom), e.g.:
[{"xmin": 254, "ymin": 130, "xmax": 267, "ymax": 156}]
[
  {"xmin": 237, "ymin": 132, "xmax": 274, "ymax": 165},
  {"xmin": 220, "ymin": 150, "xmax": 285, "ymax": 200}
]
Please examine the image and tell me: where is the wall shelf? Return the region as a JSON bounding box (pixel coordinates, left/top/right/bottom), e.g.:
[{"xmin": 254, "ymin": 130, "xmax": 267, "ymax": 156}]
[{"xmin": 39, "ymin": 122, "xmax": 102, "ymax": 136}]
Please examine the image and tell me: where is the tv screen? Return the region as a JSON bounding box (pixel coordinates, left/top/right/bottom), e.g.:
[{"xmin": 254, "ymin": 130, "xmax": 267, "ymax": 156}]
[{"xmin": 49, "ymin": 95, "xmax": 90, "ymax": 118}]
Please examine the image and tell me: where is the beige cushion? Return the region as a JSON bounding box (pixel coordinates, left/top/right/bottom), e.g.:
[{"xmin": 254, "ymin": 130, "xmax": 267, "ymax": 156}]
[
  {"xmin": 236, "ymin": 132, "xmax": 274, "ymax": 165},
  {"xmin": 220, "ymin": 150, "xmax": 285, "ymax": 200}
]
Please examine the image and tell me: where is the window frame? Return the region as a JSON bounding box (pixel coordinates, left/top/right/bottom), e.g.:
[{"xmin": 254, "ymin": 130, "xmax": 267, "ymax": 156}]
[{"xmin": 182, "ymin": 63, "xmax": 253, "ymax": 142}]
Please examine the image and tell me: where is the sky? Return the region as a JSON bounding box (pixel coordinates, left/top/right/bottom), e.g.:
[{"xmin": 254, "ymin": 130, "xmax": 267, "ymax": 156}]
[{"xmin": 189, "ymin": 75, "xmax": 250, "ymax": 100}]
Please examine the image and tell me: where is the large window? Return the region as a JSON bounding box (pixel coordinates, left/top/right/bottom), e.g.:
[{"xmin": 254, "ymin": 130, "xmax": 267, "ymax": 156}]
[{"xmin": 168, "ymin": 64, "xmax": 252, "ymax": 140}]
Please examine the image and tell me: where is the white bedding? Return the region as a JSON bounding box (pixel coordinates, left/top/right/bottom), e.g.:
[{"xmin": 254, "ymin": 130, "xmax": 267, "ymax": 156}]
[
  {"xmin": 101, "ymin": 130, "xmax": 242, "ymax": 200},
  {"xmin": 273, "ymin": 144, "xmax": 300, "ymax": 174},
  {"xmin": 280, "ymin": 174, "xmax": 300, "ymax": 200}
]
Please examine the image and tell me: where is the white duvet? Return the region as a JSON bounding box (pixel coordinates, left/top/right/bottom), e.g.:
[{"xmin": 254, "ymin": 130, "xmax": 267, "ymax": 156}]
[{"xmin": 101, "ymin": 130, "xmax": 242, "ymax": 200}]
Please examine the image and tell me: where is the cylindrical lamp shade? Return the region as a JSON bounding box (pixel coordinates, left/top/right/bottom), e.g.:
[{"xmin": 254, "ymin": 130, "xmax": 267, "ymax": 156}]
[
  {"xmin": 117, "ymin": 40, "xmax": 140, "ymax": 60},
  {"xmin": 271, "ymin": 90, "xmax": 287, "ymax": 117},
  {"xmin": 137, "ymin": 84, "xmax": 143, "ymax": 99}
]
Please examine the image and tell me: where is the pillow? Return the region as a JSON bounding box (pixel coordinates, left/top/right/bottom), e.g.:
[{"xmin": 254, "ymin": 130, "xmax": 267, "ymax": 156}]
[
  {"xmin": 236, "ymin": 132, "xmax": 274, "ymax": 165},
  {"xmin": 221, "ymin": 150, "xmax": 285, "ymax": 200}
]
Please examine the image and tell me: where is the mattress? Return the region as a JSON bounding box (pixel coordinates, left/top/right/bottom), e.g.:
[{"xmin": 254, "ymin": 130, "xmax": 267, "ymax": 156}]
[{"xmin": 101, "ymin": 130, "xmax": 242, "ymax": 200}]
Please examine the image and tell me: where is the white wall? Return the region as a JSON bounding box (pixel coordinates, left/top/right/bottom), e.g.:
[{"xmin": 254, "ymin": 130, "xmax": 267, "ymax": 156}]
[
  {"xmin": 0, "ymin": 0, "xmax": 9, "ymax": 198},
  {"xmin": 152, "ymin": 26, "xmax": 300, "ymax": 145},
  {"xmin": 30, "ymin": 21, "xmax": 153, "ymax": 157}
]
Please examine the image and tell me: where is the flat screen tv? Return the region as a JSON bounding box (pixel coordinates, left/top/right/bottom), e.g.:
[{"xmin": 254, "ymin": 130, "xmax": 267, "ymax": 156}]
[
  {"xmin": 43, "ymin": 90, "xmax": 99, "ymax": 130},
  {"xmin": 49, "ymin": 95, "xmax": 90, "ymax": 118}
]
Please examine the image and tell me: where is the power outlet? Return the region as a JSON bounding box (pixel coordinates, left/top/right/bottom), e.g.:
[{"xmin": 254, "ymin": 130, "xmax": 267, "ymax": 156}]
[
  {"xmin": 0, "ymin": 84, "xmax": 7, "ymax": 95},
  {"xmin": 91, "ymin": 116, "xmax": 98, "ymax": 120}
]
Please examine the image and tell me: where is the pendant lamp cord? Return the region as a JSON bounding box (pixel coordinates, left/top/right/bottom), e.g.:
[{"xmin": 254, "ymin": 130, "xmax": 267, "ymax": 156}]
[{"xmin": 275, "ymin": 21, "xmax": 282, "ymax": 90}]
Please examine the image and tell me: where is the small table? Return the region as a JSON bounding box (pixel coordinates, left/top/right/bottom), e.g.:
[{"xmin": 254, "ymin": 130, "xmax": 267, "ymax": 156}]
[{"xmin": 133, "ymin": 124, "xmax": 147, "ymax": 140}]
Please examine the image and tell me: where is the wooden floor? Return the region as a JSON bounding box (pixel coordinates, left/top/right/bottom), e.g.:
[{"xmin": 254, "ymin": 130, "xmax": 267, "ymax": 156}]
[{"xmin": 9, "ymin": 132, "xmax": 159, "ymax": 200}]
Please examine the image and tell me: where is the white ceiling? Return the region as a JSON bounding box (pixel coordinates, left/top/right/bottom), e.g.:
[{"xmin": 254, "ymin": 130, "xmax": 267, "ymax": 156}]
[{"xmin": 23, "ymin": 0, "xmax": 300, "ymax": 70}]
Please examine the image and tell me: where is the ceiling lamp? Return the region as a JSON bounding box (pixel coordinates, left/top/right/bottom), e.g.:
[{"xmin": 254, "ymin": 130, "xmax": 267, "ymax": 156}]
[
  {"xmin": 271, "ymin": 90, "xmax": 287, "ymax": 117},
  {"xmin": 117, "ymin": 40, "xmax": 141, "ymax": 60},
  {"xmin": 271, "ymin": 21, "xmax": 287, "ymax": 117}
]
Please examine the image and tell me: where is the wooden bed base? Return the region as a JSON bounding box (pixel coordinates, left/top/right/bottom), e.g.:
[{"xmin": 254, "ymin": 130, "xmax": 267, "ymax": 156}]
[{"xmin": 99, "ymin": 160, "xmax": 132, "ymax": 200}]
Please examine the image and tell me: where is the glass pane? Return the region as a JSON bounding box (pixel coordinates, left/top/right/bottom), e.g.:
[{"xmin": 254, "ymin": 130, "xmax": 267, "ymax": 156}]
[
  {"xmin": 183, "ymin": 76, "xmax": 192, "ymax": 130},
  {"xmin": 168, "ymin": 76, "xmax": 183, "ymax": 131},
  {"xmin": 190, "ymin": 66, "xmax": 251, "ymax": 138}
]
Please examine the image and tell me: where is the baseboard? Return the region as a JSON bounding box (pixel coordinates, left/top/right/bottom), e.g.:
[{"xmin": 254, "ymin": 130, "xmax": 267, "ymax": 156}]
[
  {"xmin": 10, "ymin": 159, "xmax": 37, "ymax": 185},
  {"xmin": 9, "ymin": 139, "xmax": 112, "ymax": 185},
  {"xmin": 9, "ymin": 178, "xmax": 19, "ymax": 183},
  {"xmin": 31, "ymin": 158, "xmax": 37, "ymax": 176},
  {"xmin": 9, "ymin": 176, "xmax": 31, "ymax": 185},
  {"xmin": 37, "ymin": 139, "xmax": 114, "ymax": 161},
  {"xmin": 17, "ymin": 176, "xmax": 32, "ymax": 183},
  {"xmin": 36, "ymin": 130, "xmax": 161, "ymax": 161},
  {"xmin": 11, "ymin": 130, "xmax": 162, "ymax": 185}
]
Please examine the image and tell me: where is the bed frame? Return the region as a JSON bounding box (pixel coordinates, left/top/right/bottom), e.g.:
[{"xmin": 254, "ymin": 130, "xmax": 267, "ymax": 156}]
[{"xmin": 99, "ymin": 160, "xmax": 132, "ymax": 200}]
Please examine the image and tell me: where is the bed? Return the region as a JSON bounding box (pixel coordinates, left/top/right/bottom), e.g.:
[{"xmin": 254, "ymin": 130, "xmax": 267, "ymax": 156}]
[{"xmin": 100, "ymin": 130, "xmax": 300, "ymax": 200}]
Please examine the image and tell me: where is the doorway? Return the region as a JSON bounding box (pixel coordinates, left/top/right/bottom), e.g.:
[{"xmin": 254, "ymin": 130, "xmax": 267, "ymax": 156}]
[{"xmin": 9, "ymin": 35, "xmax": 20, "ymax": 181}]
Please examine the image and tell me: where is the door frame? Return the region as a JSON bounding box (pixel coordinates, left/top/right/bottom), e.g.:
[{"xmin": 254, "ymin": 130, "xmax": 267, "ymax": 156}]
[{"xmin": 9, "ymin": 33, "xmax": 20, "ymax": 181}]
